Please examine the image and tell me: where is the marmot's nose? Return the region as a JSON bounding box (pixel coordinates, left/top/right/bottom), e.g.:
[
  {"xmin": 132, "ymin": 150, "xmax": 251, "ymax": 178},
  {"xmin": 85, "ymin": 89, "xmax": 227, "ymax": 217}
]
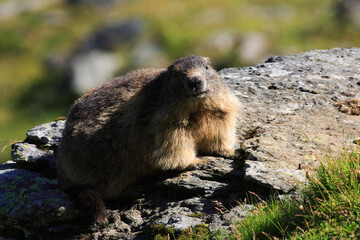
[
  {"xmin": 193, "ymin": 78, "xmax": 203, "ymax": 89},
  {"xmin": 187, "ymin": 68, "xmax": 208, "ymax": 95},
  {"xmin": 189, "ymin": 77, "xmax": 206, "ymax": 93}
]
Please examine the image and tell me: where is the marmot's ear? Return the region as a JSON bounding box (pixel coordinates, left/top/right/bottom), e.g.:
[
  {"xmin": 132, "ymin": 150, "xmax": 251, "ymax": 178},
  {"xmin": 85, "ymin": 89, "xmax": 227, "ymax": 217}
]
[
  {"xmin": 168, "ymin": 64, "xmax": 174, "ymax": 73},
  {"xmin": 204, "ymin": 57, "xmax": 211, "ymax": 66},
  {"xmin": 168, "ymin": 63, "xmax": 179, "ymax": 75},
  {"xmin": 168, "ymin": 69, "xmax": 177, "ymax": 81}
]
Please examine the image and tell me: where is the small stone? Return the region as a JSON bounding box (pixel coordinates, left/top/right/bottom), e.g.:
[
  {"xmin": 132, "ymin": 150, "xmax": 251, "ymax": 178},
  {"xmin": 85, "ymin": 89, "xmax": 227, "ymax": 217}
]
[
  {"xmin": 265, "ymin": 56, "xmax": 283, "ymax": 63},
  {"xmin": 162, "ymin": 172, "xmax": 227, "ymax": 197},
  {"xmin": 121, "ymin": 209, "xmax": 143, "ymax": 228},
  {"xmin": 222, "ymin": 204, "xmax": 255, "ymax": 223},
  {"xmin": 11, "ymin": 142, "xmax": 54, "ymax": 164},
  {"xmin": 26, "ymin": 120, "xmax": 65, "ymax": 146},
  {"xmin": 153, "ymin": 211, "xmax": 203, "ymax": 231},
  {"xmin": 179, "ymin": 198, "xmax": 206, "ymax": 212},
  {"xmin": 244, "ymin": 161, "xmax": 306, "ymax": 193}
]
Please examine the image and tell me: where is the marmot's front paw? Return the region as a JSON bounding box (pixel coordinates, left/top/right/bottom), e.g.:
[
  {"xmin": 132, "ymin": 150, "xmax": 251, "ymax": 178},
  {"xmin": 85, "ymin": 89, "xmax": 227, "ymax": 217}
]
[
  {"xmin": 213, "ymin": 149, "xmax": 236, "ymax": 159},
  {"xmin": 187, "ymin": 158, "xmax": 208, "ymax": 170}
]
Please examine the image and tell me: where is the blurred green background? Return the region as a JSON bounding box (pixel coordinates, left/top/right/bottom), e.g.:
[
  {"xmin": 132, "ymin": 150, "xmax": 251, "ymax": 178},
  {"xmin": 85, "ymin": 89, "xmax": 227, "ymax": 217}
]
[{"xmin": 0, "ymin": 0, "xmax": 359, "ymax": 163}]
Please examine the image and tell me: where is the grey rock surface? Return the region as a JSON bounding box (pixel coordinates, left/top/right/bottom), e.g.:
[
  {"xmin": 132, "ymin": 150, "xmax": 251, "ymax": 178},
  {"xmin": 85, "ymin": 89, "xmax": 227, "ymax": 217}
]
[
  {"xmin": 161, "ymin": 157, "xmax": 240, "ymax": 198},
  {"xmin": 244, "ymin": 161, "xmax": 305, "ymax": 192},
  {"xmin": 26, "ymin": 120, "xmax": 65, "ymax": 146},
  {"xmin": 11, "ymin": 143, "xmax": 54, "ymax": 163},
  {"xmin": 0, "ymin": 162, "xmax": 79, "ymax": 236},
  {"xmin": 1, "ymin": 48, "xmax": 360, "ymax": 239},
  {"xmin": 153, "ymin": 208, "xmax": 204, "ymax": 231},
  {"xmin": 220, "ymin": 47, "xmax": 360, "ymax": 192}
]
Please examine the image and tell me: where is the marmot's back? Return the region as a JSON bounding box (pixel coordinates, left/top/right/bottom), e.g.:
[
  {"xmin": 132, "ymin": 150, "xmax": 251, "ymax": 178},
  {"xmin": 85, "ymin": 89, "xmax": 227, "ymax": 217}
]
[{"xmin": 65, "ymin": 68, "xmax": 166, "ymax": 135}]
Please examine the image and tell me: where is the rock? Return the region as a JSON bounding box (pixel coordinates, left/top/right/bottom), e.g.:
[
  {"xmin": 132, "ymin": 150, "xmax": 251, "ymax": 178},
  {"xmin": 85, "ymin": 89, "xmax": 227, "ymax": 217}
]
[
  {"xmin": 207, "ymin": 204, "xmax": 255, "ymax": 232},
  {"xmin": 237, "ymin": 32, "xmax": 269, "ymax": 63},
  {"xmin": 153, "ymin": 209, "xmax": 204, "ymax": 231},
  {"xmin": 201, "ymin": 31, "xmax": 269, "ymax": 64},
  {"xmin": 121, "ymin": 209, "xmax": 143, "ymax": 228},
  {"xmin": 335, "ymin": 0, "xmax": 360, "ymax": 28},
  {"xmin": 79, "ymin": 19, "xmax": 144, "ymax": 52},
  {"xmin": 11, "ymin": 143, "xmax": 56, "ymax": 170},
  {"xmin": 11, "ymin": 121, "xmax": 65, "ymax": 174},
  {"xmin": 132, "ymin": 41, "xmax": 169, "ymax": 68},
  {"xmin": 68, "ymin": 19, "xmax": 144, "ymax": 94},
  {"xmin": 26, "ymin": 120, "xmax": 65, "ymax": 146},
  {"xmin": 1, "ymin": 48, "xmax": 360, "ymax": 239},
  {"xmin": 0, "ymin": 0, "xmax": 61, "ymax": 20},
  {"xmin": 244, "ymin": 161, "xmax": 306, "ymax": 192},
  {"xmin": 0, "ymin": 162, "xmax": 79, "ymax": 236},
  {"xmin": 221, "ymin": 204, "xmax": 255, "ymax": 223},
  {"xmin": 220, "ymin": 47, "xmax": 360, "ymax": 192},
  {"xmin": 70, "ymin": 50, "xmax": 120, "ymax": 94},
  {"xmin": 202, "ymin": 30, "xmax": 238, "ymax": 56},
  {"xmin": 66, "ymin": 0, "xmax": 123, "ymax": 7},
  {"xmin": 161, "ymin": 157, "xmax": 240, "ymax": 198}
]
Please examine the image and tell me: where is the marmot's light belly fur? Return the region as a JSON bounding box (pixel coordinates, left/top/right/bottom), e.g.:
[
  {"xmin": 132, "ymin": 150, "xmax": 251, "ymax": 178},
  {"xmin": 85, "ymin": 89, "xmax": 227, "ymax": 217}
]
[{"xmin": 57, "ymin": 56, "xmax": 240, "ymax": 199}]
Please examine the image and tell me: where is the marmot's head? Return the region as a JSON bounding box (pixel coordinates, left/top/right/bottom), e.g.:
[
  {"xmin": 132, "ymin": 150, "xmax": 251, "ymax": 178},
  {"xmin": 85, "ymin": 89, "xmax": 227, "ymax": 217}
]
[{"xmin": 168, "ymin": 55, "xmax": 217, "ymax": 98}]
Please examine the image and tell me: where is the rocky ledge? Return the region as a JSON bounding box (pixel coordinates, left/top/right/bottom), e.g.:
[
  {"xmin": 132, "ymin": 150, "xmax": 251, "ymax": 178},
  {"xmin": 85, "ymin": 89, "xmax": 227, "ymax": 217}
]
[{"xmin": 1, "ymin": 48, "xmax": 360, "ymax": 239}]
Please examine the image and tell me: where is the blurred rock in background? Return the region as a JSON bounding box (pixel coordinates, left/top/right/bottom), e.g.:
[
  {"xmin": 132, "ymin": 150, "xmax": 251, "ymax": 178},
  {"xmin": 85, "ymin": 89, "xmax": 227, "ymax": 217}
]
[
  {"xmin": 202, "ymin": 30, "xmax": 238, "ymax": 56},
  {"xmin": 70, "ymin": 50, "xmax": 120, "ymax": 94},
  {"xmin": 335, "ymin": 0, "xmax": 360, "ymax": 28},
  {"xmin": 132, "ymin": 40, "xmax": 169, "ymax": 68},
  {"xmin": 66, "ymin": 18, "xmax": 169, "ymax": 93},
  {"xmin": 66, "ymin": 0, "xmax": 123, "ymax": 7},
  {"xmin": 77, "ymin": 19, "xmax": 144, "ymax": 52},
  {"xmin": 237, "ymin": 32, "xmax": 269, "ymax": 64},
  {"xmin": 0, "ymin": 0, "xmax": 61, "ymax": 20}
]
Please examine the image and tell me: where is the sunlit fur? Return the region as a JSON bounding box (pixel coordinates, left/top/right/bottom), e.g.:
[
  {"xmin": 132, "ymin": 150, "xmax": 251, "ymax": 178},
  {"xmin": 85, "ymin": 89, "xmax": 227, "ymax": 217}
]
[{"xmin": 57, "ymin": 56, "xmax": 241, "ymax": 199}]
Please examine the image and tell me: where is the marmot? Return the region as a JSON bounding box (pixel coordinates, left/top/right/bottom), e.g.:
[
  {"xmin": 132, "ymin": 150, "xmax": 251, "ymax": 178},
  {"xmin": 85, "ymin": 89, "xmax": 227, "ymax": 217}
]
[{"xmin": 57, "ymin": 55, "xmax": 240, "ymax": 220}]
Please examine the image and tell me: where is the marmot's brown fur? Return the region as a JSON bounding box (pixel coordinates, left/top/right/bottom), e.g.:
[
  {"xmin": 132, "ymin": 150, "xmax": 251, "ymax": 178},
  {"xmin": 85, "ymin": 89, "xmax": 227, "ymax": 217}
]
[{"xmin": 57, "ymin": 56, "xmax": 240, "ymax": 219}]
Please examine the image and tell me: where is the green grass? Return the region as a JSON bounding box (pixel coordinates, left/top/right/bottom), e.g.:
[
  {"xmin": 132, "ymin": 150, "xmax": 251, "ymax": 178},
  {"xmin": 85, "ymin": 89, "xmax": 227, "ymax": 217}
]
[{"xmin": 222, "ymin": 147, "xmax": 360, "ymax": 239}]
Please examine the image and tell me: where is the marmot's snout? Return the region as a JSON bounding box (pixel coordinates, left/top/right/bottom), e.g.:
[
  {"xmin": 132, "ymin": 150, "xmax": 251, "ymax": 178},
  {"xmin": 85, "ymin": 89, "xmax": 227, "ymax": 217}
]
[{"xmin": 186, "ymin": 68, "xmax": 208, "ymax": 98}]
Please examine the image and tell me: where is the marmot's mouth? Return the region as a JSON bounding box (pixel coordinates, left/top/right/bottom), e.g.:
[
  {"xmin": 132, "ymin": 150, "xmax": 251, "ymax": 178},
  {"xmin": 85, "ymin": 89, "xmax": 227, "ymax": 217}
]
[{"xmin": 192, "ymin": 90, "xmax": 208, "ymax": 98}]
